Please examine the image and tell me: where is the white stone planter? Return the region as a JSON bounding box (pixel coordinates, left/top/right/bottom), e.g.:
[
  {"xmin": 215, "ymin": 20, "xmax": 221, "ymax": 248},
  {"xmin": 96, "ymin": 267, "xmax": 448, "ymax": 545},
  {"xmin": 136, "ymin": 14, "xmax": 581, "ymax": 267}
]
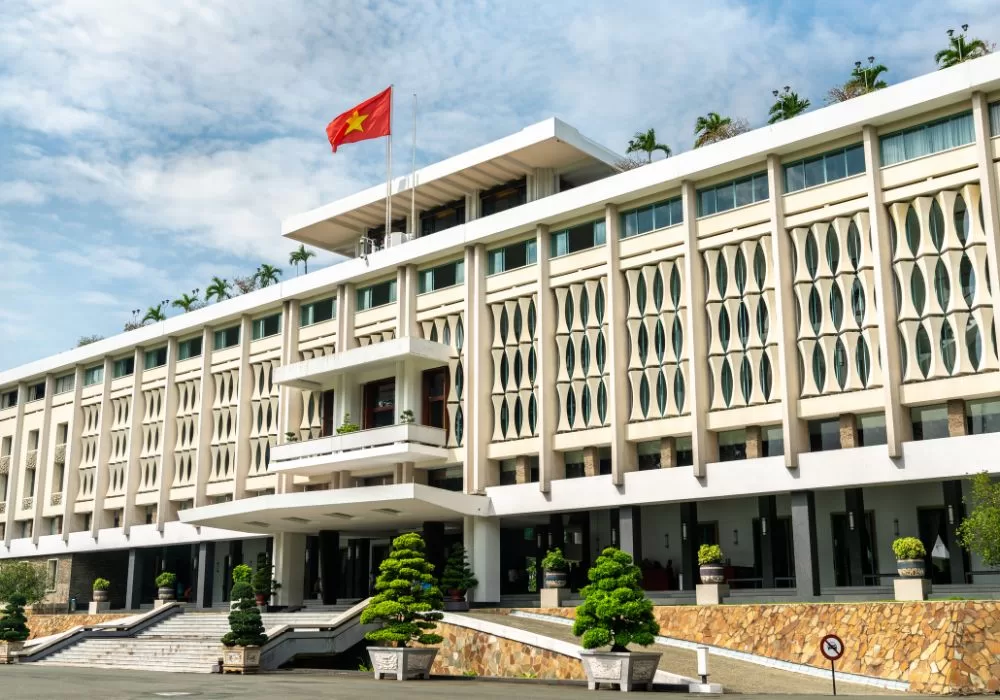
[
  {"xmin": 221, "ymin": 645, "xmax": 260, "ymax": 674},
  {"xmin": 0, "ymin": 641, "xmax": 24, "ymax": 665},
  {"xmin": 579, "ymin": 650, "xmax": 662, "ymax": 692},
  {"xmin": 368, "ymin": 646, "xmax": 438, "ymax": 681}
]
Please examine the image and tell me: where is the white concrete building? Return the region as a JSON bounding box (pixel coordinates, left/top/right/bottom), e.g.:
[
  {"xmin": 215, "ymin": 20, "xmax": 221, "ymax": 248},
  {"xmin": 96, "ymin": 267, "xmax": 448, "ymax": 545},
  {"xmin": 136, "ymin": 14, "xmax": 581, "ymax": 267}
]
[{"xmin": 5, "ymin": 59, "xmax": 1000, "ymax": 610}]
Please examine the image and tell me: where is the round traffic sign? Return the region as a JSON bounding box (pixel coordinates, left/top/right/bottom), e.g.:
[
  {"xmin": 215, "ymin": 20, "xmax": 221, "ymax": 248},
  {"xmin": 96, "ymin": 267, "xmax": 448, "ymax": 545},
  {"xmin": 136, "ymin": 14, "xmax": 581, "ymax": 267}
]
[{"xmin": 820, "ymin": 634, "xmax": 845, "ymax": 661}]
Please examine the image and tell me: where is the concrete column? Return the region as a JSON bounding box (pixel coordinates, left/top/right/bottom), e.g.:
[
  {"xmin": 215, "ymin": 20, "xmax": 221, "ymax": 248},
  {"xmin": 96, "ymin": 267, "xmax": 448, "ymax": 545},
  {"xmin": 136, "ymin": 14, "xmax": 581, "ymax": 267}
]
[
  {"xmin": 514, "ymin": 456, "xmax": 530, "ymax": 484},
  {"xmin": 60, "ymin": 367, "xmax": 85, "ymax": 542},
  {"xmin": 536, "ymin": 223, "xmax": 562, "ymax": 491},
  {"xmin": 970, "ymin": 93, "xmax": 1000, "ymax": 328},
  {"xmin": 397, "ymin": 264, "xmax": 418, "ymax": 339},
  {"xmin": 679, "ymin": 502, "xmax": 698, "ymax": 591},
  {"xmin": 90, "ymin": 358, "xmax": 113, "ymax": 533},
  {"xmin": 2, "ymin": 383, "xmax": 26, "ymax": 546},
  {"xmin": 30, "ymin": 374, "xmax": 55, "ymax": 545},
  {"xmin": 745, "ymin": 426, "xmax": 762, "ymax": 459},
  {"xmin": 337, "ymin": 283, "xmax": 357, "ymax": 352},
  {"xmin": 471, "ymin": 516, "xmax": 501, "ymax": 603},
  {"xmin": 122, "ymin": 347, "xmax": 145, "ymax": 533},
  {"xmin": 548, "ymin": 514, "xmax": 565, "ymax": 553},
  {"xmin": 125, "ymin": 547, "xmax": 145, "ymax": 610},
  {"xmin": 277, "ymin": 299, "xmax": 301, "ymax": 495},
  {"xmin": 947, "ymin": 399, "xmax": 967, "ymax": 437},
  {"xmin": 659, "ymin": 437, "xmax": 677, "ymax": 468},
  {"xmin": 619, "ymin": 506, "xmax": 642, "ymax": 562},
  {"xmin": 790, "ymin": 490, "xmax": 821, "ymax": 598},
  {"xmin": 195, "ymin": 541, "xmax": 215, "ymax": 608},
  {"xmin": 466, "ymin": 245, "xmax": 491, "ymax": 493},
  {"xmin": 582, "ymin": 446, "xmax": 599, "ymax": 477},
  {"xmin": 943, "ymin": 480, "xmax": 971, "ymax": 584},
  {"xmin": 422, "ymin": 520, "xmax": 446, "ymax": 578},
  {"xmin": 318, "ymin": 530, "xmax": 340, "ymax": 604},
  {"xmin": 192, "ymin": 327, "xmax": 215, "ymax": 508},
  {"xmin": 273, "ymin": 531, "xmax": 306, "ymax": 607},
  {"xmin": 766, "ymin": 154, "xmax": 809, "ymax": 468},
  {"xmin": 155, "ymin": 337, "xmax": 179, "ymax": 530},
  {"xmin": 839, "ymin": 413, "xmax": 859, "ymax": 449},
  {"xmin": 231, "ymin": 314, "xmax": 254, "ymax": 501},
  {"xmin": 680, "ymin": 182, "xmax": 716, "ymax": 474},
  {"xmin": 757, "ymin": 495, "xmax": 778, "ymax": 588},
  {"xmin": 605, "ymin": 203, "xmax": 632, "ymax": 485},
  {"xmin": 863, "ymin": 125, "xmax": 910, "ymax": 456},
  {"xmin": 844, "ymin": 487, "xmax": 868, "ymax": 587}
]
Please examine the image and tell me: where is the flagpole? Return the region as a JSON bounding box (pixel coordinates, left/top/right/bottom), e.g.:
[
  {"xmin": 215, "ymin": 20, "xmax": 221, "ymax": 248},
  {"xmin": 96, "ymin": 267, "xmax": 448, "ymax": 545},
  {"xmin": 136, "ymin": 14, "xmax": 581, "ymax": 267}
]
[
  {"xmin": 410, "ymin": 93, "xmax": 417, "ymax": 235},
  {"xmin": 385, "ymin": 85, "xmax": 393, "ymax": 238}
]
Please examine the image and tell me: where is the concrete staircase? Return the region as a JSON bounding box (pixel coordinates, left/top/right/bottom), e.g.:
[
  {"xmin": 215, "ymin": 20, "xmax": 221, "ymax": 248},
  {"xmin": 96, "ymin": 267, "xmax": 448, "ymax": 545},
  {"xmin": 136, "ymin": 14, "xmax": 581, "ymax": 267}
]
[{"xmin": 33, "ymin": 608, "xmax": 353, "ymax": 674}]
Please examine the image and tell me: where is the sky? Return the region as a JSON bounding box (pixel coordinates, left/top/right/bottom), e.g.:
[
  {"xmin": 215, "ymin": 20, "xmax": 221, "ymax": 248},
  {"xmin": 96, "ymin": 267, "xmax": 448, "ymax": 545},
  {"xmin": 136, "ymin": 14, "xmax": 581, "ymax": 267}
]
[{"xmin": 2, "ymin": 0, "xmax": 999, "ymax": 371}]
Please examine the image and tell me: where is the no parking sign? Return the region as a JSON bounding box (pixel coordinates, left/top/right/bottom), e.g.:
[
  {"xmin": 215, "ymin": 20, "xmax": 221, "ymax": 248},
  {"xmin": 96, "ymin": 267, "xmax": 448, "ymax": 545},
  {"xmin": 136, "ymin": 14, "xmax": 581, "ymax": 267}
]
[{"xmin": 820, "ymin": 634, "xmax": 845, "ymax": 695}]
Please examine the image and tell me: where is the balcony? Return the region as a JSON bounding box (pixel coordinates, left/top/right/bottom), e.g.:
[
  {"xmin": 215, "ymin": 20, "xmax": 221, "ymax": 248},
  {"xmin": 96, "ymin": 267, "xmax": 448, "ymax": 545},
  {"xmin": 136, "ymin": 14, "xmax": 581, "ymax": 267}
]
[{"xmin": 269, "ymin": 423, "xmax": 448, "ymax": 476}]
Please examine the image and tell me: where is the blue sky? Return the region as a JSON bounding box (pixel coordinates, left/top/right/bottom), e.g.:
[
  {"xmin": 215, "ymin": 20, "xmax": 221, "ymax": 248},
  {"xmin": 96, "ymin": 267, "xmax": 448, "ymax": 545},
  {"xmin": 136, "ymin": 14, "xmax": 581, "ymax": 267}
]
[{"xmin": 1, "ymin": 0, "xmax": 999, "ymax": 370}]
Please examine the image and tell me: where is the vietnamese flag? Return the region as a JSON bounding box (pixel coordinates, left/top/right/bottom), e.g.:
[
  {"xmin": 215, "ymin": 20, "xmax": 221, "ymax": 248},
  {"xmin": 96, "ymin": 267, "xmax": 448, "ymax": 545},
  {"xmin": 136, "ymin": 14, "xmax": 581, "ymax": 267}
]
[{"xmin": 326, "ymin": 86, "xmax": 392, "ymax": 153}]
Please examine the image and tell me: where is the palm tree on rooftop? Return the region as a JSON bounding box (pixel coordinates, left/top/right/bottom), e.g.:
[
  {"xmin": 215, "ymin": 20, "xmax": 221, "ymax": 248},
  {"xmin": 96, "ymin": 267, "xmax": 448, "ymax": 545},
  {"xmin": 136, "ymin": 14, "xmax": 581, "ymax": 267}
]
[
  {"xmin": 172, "ymin": 290, "xmax": 200, "ymax": 313},
  {"xmin": 694, "ymin": 112, "xmax": 739, "ymax": 148},
  {"xmin": 289, "ymin": 244, "xmax": 317, "ymax": 275},
  {"xmin": 205, "ymin": 276, "xmax": 231, "ymax": 303},
  {"xmin": 826, "ymin": 58, "xmax": 888, "ymax": 104},
  {"xmin": 935, "ymin": 25, "xmax": 990, "ymax": 69},
  {"xmin": 626, "ymin": 128, "xmax": 671, "ymax": 163},
  {"xmin": 256, "ymin": 264, "xmax": 282, "ymax": 288},
  {"xmin": 142, "ymin": 303, "xmax": 167, "ymax": 324},
  {"xmin": 767, "ymin": 86, "xmax": 811, "ymax": 124}
]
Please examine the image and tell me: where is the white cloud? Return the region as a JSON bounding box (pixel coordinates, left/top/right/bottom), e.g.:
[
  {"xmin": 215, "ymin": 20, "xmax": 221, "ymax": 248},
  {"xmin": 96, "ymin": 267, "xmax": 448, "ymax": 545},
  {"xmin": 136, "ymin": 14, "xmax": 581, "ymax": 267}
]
[{"xmin": 0, "ymin": 180, "xmax": 45, "ymax": 205}]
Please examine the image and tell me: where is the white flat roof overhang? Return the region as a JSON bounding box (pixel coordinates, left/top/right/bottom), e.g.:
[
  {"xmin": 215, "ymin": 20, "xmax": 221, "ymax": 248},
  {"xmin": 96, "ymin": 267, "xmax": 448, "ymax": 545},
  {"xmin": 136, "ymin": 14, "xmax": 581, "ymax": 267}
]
[
  {"xmin": 178, "ymin": 483, "xmax": 491, "ymax": 534},
  {"xmin": 273, "ymin": 337, "xmax": 452, "ymax": 389}
]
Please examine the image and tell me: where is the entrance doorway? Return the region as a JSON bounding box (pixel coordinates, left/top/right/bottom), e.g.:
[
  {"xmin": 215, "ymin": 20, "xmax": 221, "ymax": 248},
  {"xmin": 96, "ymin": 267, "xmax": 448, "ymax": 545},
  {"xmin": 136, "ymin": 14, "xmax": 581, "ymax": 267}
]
[
  {"xmin": 320, "ymin": 390, "xmax": 335, "ymax": 436},
  {"xmin": 752, "ymin": 516, "xmax": 795, "ymax": 588},
  {"xmin": 363, "ymin": 378, "xmax": 395, "ymax": 429},
  {"xmin": 831, "ymin": 511, "xmax": 879, "ymax": 586},
  {"xmin": 918, "ymin": 507, "xmax": 952, "ymax": 585},
  {"xmin": 422, "ymin": 367, "xmax": 449, "ymax": 434}
]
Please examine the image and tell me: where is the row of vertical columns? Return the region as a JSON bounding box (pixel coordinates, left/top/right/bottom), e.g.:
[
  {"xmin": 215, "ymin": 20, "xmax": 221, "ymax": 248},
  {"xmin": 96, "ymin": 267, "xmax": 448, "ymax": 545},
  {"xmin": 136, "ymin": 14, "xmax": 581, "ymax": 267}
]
[
  {"xmin": 29, "ymin": 375, "xmax": 55, "ymax": 544},
  {"xmin": 277, "ymin": 299, "xmax": 301, "ymax": 495},
  {"xmin": 1, "ymin": 382, "xmax": 27, "ymax": 545},
  {"xmin": 604, "ymin": 204, "xmax": 635, "ymax": 484}
]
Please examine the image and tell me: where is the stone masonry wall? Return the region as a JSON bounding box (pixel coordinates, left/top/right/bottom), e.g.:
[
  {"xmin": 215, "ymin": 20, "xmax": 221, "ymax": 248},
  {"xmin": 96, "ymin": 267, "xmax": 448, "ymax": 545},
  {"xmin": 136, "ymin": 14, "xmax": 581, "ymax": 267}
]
[
  {"xmin": 25, "ymin": 612, "xmax": 130, "ymax": 640},
  {"xmin": 531, "ymin": 602, "xmax": 1000, "ymax": 695}
]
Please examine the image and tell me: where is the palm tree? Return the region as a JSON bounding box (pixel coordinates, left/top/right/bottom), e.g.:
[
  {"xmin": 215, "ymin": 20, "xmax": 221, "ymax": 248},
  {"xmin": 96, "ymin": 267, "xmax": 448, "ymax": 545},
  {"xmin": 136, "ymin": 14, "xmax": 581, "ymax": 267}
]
[
  {"xmin": 256, "ymin": 264, "xmax": 282, "ymax": 287},
  {"xmin": 625, "ymin": 128, "xmax": 671, "ymax": 163},
  {"xmin": 172, "ymin": 290, "xmax": 201, "ymax": 313},
  {"xmin": 935, "ymin": 26, "xmax": 990, "ymax": 69},
  {"xmin": 289, "ymin": 244, "xmax": 317, "ymax": 275},
  {"xmin": 205, "ymin": 277, "xmax": 231, "ymax": 303},
  {"xmin": 826, "ymin": 58, "xmax": 888, "ymax": 104},
  {"xmin": 768, "ymin": 87, "xmax": 811, "ymax": 124},
  {"xmin": 142, "ymin": 304, "xmax": 167, "ymax": 324},
  {"xmin": 694, "ymin": 112, "xmax": 748, "ymax": 148}
]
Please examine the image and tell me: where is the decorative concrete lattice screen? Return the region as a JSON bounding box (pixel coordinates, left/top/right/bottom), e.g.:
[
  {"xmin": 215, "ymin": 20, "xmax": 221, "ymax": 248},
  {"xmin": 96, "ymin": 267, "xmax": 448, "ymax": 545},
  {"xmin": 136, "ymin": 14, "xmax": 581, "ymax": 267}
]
[
  {"xmin": 249, "ymin": 359, "xmax": 279, "ymax": 476},
  {"xmin": 173, "ymin": 379, "xmax": 200, "ymax": 487},
  {"xmin": 703, "ymin": 236, "xmax": 780, "ymax": 410},
  {"xmin": 420, "ymin": 313, "xmax": 466, "ymax": 447},
  {"xmin": 490, "ymin": 295, "xmax": 538, "ymax": 441},
  {"xmin": 77, "ymin": 403, "xmax": 100, "ymax": 501},
  {"xmin": 210, "ymin": 369, "xmax": 239, "ymax": 482},
  {"xmin": 138, "ymin": 387, "xmax": 164, "ymax": 493},
  {"xmin": 790, "ymin": 212, "xmax": 883, "ymax": 396},
  {"xmin": 298, "ymin": 343, "xmax": 335, "ymax": 440},
  {"xmin": 106, "ymin": 396, "xmax": 131, "ymax": 498},
  {"xmin": 888, "ymin": 185, "xmax": 998, "ymax": 382},
  {"xmin": 356, "ymin": 329, "xmax": 395, "ymax": 346},
  {"xmin": 624, "ymin": 260, "xmax": 689, "ymax": 421}
]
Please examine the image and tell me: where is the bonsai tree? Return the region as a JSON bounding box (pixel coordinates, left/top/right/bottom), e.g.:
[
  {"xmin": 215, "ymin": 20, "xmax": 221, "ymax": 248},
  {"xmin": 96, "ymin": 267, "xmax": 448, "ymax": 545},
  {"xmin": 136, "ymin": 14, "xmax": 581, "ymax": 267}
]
[
  {"xmin": 440, "ymin": 544, "xmax": 477, "ymax": 597},
  {"xmin": 360, "ymin": 532, "xmax": 443, "ymax": 647},
  {"xmin": 542, "ymin": 548, "xmax": 568, "ymax": 572},
  {"xmin": 155, "ymin": 572, "xmax": 177, "ymax": 589},
  {"xmin": 892, "ymin": 537, "xmax": 926, "ymax": 561},
  {"xmin": 221, "ymin": 579, "xmax": 267, "ymax": 648},
  {"xmin": 232, "ymin": 564, "xmax": 253, "ymax": 584},
  {"xmin": 251, "ymin": 558, "xmax": 278, "ymax": 604},
  {"xmin": 572, "ymin": 547, "xmax": 659, "ymax": 652},
  {"xmin": 92, "ymin": 577, "xmax": 110, "ymax": 592},
  {"xmin": 698, "ymin": 544, "xmax": 724, "ymax": 566},
  {"xmin": 0, "ymin": 595, "xmax": 29, "ymax": 644}
]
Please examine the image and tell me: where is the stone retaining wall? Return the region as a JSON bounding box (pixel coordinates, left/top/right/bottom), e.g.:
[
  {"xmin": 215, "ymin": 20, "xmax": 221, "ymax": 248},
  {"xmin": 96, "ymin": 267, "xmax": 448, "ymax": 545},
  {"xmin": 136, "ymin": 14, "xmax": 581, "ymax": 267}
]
[
  {"xmin": 428, "ymin": 621, "xmax": 584, "ymax": 680},
  {"xmin": 25, "ymin": 612, "xmax": 130, "ymax": 640},
  {"xmin": 522, "ymin": 601, "xmax": 1000, "ymax": 694}
]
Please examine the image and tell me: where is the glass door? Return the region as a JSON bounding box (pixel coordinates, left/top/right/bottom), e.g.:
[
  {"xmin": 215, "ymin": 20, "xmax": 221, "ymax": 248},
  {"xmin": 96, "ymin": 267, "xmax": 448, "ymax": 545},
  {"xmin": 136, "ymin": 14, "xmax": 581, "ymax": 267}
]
[{"xmin": 363, "ymin": 378, "xmax": 396, "ymax": 429}]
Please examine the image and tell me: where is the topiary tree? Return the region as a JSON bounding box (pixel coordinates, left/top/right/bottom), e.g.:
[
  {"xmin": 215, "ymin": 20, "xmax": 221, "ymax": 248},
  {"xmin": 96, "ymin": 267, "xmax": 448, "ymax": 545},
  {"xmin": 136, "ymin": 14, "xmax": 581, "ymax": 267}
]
[
  {"xmin": 361, "ymin": 532, "xmax": 443, "ymax": 647},
  {"xmin": 573, "ymin": 547, "xmax": 659, "ymax": 653},
  {"xmin": 0, "ymin": 595, "xmax": 29, "ymax": 643},
  {"xmin": 440, "ymin": 543, "xmax": 477, "ymax": 596},
  {"xmin": 232, "ymin": 564, "xmax": 252, "ymax": 584},
  {"xmin": 221, "ymin": 581, "xmax": 267, "ymax": 648}
]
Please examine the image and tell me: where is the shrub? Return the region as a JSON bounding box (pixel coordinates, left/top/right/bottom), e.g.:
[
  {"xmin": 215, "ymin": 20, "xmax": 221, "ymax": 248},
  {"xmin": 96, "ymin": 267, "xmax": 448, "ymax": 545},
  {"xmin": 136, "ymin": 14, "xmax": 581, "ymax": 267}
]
[
  {"xmin": 440, "ymin": 544, "xmax": 478, "ymax": 593},
  {"xmin": 336, "ymin": 413, "xmax": 360, "ymax": 434},
  {"xmin": 0, "ymin": 595, "xmax": 29, "ymax": 643},
  {"xmin": 956, "ymin": 472, "xmax": 1000, "ymax": 567},
  {"xmin": 232, "ymin": 564, "xmax": 253, "ymax": 584},
  {"xmin": 92, "ymin": 578, "xmax": 110, "ymax": 592},
  {"xmin": 572, "ymin": 547, "xmax": 659, "ymax": 652},
  {"xmin": 0, "ymin": 561, "xmax": 48, "ymax": 606},
  {"xmin": 542, "ymin": 548, "xmax": 568, "ymax": 572},
  {"xmin": 697, "ymin": 544, "xmax": 724, "ymax": 566},
  {"xmin": 155, "ymin": 572, "xmax": 176, "ymax": 589},
  {"xmin": 892, "ymin": 536, "xmax": 927, "ymax": 560},
  {"xmin": 399, "ymin": 409, "xmax": 415, "ymax": 424},
  {"xmin": 221, "ymin": 581, "xmax": 267, "ymax": 647},
  {"xmin": 360, "ymin": 532, "xmax": 443, "ymax": 648},
  {"xmin": 252, "ymin": 559, "xmax": 274, "ymax": 596}
]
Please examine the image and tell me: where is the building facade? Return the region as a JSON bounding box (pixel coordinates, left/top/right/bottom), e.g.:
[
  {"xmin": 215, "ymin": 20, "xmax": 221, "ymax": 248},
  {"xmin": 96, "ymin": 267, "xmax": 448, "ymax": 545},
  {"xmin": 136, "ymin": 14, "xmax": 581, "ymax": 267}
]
[{"xmin": 5, "ymin": 60, "xmax": 1000, "ymax": 610}]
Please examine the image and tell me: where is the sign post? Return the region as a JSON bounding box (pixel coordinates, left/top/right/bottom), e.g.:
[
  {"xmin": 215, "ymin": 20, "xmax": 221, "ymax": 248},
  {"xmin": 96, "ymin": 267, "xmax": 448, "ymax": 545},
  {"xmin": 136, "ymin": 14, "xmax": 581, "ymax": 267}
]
[{"xmin": 820, "ymin": 634, "xmax": 845, "ymax": 696}]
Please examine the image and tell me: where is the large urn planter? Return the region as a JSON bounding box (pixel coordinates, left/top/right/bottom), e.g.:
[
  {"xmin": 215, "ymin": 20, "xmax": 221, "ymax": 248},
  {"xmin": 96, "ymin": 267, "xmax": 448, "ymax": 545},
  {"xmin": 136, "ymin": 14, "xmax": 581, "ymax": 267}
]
[
  {"xmin": 368, "ymin": 646, "xmax": 438, "ymax": 681},
  {"xmin": 221, "ymin": 645, "xmax": 261, "ymax": 674},
  {"xmin": 0, "ymin": 641, "xmax": 23, "ymax": 665},
  {"xmin": 896, "ymin": 558, "xmax": 926, "ymax": 578},
  {"xmin": 544, "ymin": 569, "xmax": 568, "ymax": 589},
  {"xmin": 698, "ymin": 564, "xmax": 725, "ymax": 584},
  {"xmin": 93, "ymin": 589, "xmax": 109, "ymax": 603},
  {"xmin": 580, "ymin": 650, "xmax": 661, "ymax": 691},
  {"xmin": 443, "ymin": 589, "xmax": 469, "ymax": 612}
]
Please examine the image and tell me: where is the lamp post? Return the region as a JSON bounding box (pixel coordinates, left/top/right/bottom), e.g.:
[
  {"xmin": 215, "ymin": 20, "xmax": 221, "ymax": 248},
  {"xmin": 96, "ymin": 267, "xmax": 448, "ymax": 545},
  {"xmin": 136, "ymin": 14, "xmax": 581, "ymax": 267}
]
[{"xmin": 855, "ymin": 56, "xmax": 877, "ymax": 92}]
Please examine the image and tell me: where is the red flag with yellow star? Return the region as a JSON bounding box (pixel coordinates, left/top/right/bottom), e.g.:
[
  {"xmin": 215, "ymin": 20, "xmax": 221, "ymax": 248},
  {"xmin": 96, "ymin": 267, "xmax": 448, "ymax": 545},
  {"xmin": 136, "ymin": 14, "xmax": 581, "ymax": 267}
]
[{"xmin": 326, "ymin": 87, "xmax": 392, "ymax": 153}]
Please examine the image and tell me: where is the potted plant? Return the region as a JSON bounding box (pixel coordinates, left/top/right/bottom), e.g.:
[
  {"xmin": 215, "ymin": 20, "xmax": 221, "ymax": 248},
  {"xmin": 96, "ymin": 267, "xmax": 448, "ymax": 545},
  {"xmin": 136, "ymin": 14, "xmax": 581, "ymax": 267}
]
[
  {"xmin": 336, "ymin": 412, "xmax": 360, "ymax": 434},
  {"xmin": 892, "ymin": 537, "xmax": 927, "ymax": 578},
  {"xmin": 0, "ymin": 594, "xmax": 29, "ymax": 664},
  {"xmin": 284, "ymin": 431, "xmax": 299, "ymax": 443},
  {"xmin": 232, "ymin": 564, "xmax": 253, "ymax": 585},
  {"xmin": 573, "ymin": 547, "xmax": 661, "ymax": 692},
  {"xmin": 361, "ymin": 532, "xmax": 443, "ymax": 681},
  {"xmin": 440, "ymin": 543, "xmax": 477, "ymax": 611},
  {"xmin": 155, "ymin": 572, "xmax": 176, "ymax": 605},
  {"xmin": 399, "ymin": 409, "xmax": 415, "ymax": 424},
  {"xmin": 542, "ymin": 547, "xmax": 569, "ymax": 589},
  {"xmin": 251, "ymin": 559, "xmax": 275, "ymax": 607},
  {"xmin": 221, "ymin": 571, "xmax": 267, "ymax": 673},
  {"xmin": 698, "ymin": 544, "xmax": 725, "ymax": 583},
  {"xmin": 91, "ymin": 577, "xmax": 111, "ymax": 613}
]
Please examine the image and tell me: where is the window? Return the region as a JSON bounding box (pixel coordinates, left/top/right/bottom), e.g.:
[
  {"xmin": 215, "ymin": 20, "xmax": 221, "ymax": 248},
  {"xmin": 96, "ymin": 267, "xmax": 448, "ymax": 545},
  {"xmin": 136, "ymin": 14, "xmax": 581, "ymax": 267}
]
[
  {"xmin": 621, "ymin": 196, "xmax": 683, "ymax": 238},
  {"xmin": 418, "ymin": 259, "xmax": 464, "ymax": 294},
  {"xmin": 356, "ymin": 280, "xmax": 396, "ymax": 311},
  {"xmin": 808, "ymin": 418, "xmax": 841, "ymax": 452},
  {"xmin": 783, "ymin": 144, "xmax": 865, "ymax": 193},
  {"xmin": 300, "ymin": 297, "xmax": 336, "ymax": 327},
  {"xmin": 0, "ymin": 436, "xmax": 10, "ymax": 457},
  {"xmin": 47, "ymin": 559, "xmax": 58, "ymax": 589},
  {"xmin": 880, "ymin": 112, "xmax": 975, "ymax": 166},
  {"xmin": 363, "ymin": 378, "xmax": 396, "ymax": 429},
  {"xmin": 487, "ymin": 238, "xmax": 537, "ymax": 275},
  {"xmin": 83, "ymin": 365, "xmax": 104, "ymax": 386},
  {"xmin": 718, "ymin": 429, "xmax": 747, "ymax": 462},
  {"xmin": 967, "ymin": 398, "xmax": 1000, "ymax": 435},
  {"xmin": 213, "ymin": 325, "xmax": 241, "ymax": 350},
  {"xmin": 144, "ymin": 345, "xmax": 168, "ymax": 370},
  {"xmin": 427, "ymin": 466, "xmax": 463, "ymax": 492},
  {"xmin": 550, "ymin": 219, "xmax": 606, "ymax": 257},
  {"xmin": 422, "ymin": 368, "xmax": 449, "ymax": 431},
  {"xmin": 762, "ymin": 425, "xmax": 784, "ymax": 457},
  {"xmin": 19, "ymin": 520, "xmax": 32, "ymax": 539},
  {"xmin": 177, "ymin": 336, "xmax": 203, "ymax": 361},
  {"xmin": 637, "ymin": 441, "xmax": 661, "ymax": 470},
  {"xmin": 27, "ymin": 382, "xmax": 45, "ymax": 402},
  {"xmin": 990, "ymin": 101, "xmax": 1000, "ymax": 136},
  {"xmin": 911, "ymin": 405, "xmax": 950, "ymax": 440},
  {"xmin": 675, "ymin": 436, "xmax": 694, "ymax": 466},
  {"xmin": 27, "ymin": 429, "xmax": 39, "ymax": 451},
  {"xmin": 113, "ymin": 356, "xmax": 135, "ymax": 378},
  {"xmin": 480, "ymin": 178, "xmax": 526, "ymax": 217},
  {"xmin": 54, "ymin": 374, "xmax": 75, "ymax": 395},
  {"xmin": 858, "ymin": 413, "xmax": 887, "ymax": 446},
  {"xmin": 252, "ymin": 312, "xmax": 282, "ymax": 340},
  {"xmin": 420, "ymin": 198, "xmax": 465, "ymax": 236},
  {"xmin": 698, "ymin": 172, "xmax": 769, "ymax": 216},
  {"xmin": 0, "ymin": 389, "xmax": 18, "ymax": 409}
]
